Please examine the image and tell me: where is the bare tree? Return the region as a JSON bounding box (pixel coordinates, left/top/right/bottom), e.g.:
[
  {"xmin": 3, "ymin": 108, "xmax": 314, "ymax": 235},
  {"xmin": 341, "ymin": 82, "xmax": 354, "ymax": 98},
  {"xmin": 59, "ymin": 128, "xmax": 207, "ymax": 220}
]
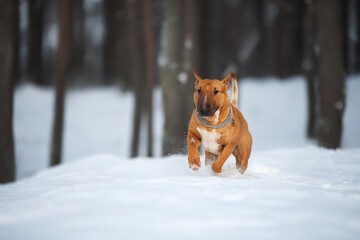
[
  {"xmin": 144, "ymin": 0, "xmax": 156, "ymax": 157},
  {"xmin": 199, "ymin": 0, "xmax": 225, "ymax": 78},
  {"xmin": 279, "ymin": 0, "xmax": 303, "ymax": 78},
  {"xmin": 265, "ymin": 0, "xmax": 281, "ymax": 76},
  {"xmin": 357, "ymin": 0, "xmax": 360, "ymax": 72},
  {"xmin": 315, "ymin": 0, "xmax": 345, "ymax": 148},
  {"xmin": 104, "ymin": 0, "xmax": 131, "ymax": 88},
  {"xmin": 69, "ymin": 0, "xmax": 85, "ymax": 85},
  {"xmin": 0, "ymin": 0, "xmax": 18, "ymax": 183},
  {"xmin": 303, "ymin": 0, "xmax": 317, "ymax": 138},
  {"xmin": 237, "ymin": 0, "xmax": 265, "ymax": 77},
  {"xmin": 160, "ymin": 0, "xmax": 200, "ymax": 155},
  {"xmin": 50, "ymin": 0, "xmax": 73, "ymax": 166},
  {"xmin": 27, "ymin": 0, "xmax": 44, "ymax": 84},
  {"xmin": 41, "ymin": 0, "xmax": 58, "ymax": 86},
  {"xmin": 127, "ymin": 0, "xmax": 146, "ymax": 157},
  {"xmin": 342, "ymin": 0, "xmax": 349, "ymax": 74},
  {"xmin": 347, "ymin": 0, "xmax": 359, "ymax": 74},
  {"xmin": 183, "ymin": 0, "xmax": 200, "ymax": 114}
]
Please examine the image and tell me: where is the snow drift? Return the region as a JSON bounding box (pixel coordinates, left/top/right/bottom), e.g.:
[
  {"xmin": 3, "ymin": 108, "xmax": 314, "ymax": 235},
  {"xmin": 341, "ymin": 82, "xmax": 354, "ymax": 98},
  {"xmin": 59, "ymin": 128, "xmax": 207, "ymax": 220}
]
[{"xmin": 1, "ymin": 147, "xmax": 360, "ymax": 240}]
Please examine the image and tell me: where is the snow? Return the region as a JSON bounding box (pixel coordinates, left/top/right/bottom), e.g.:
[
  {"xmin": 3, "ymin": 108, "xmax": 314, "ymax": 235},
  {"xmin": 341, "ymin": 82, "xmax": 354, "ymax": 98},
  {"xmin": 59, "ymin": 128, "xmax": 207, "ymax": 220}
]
[
  {"xmin": 1, "ymin": 148, "xmax": 360, "ymax": 239},
  {"xmin": 240, "ymin": 77, "xmax": 309, "ymax": 150},
  {"xmin": 13, "ymin": 85, "xmax": 164, "ymax": 178},
  {"xmin": 4, "ymin": 75, "xmax": 360, "ymax": 239}
]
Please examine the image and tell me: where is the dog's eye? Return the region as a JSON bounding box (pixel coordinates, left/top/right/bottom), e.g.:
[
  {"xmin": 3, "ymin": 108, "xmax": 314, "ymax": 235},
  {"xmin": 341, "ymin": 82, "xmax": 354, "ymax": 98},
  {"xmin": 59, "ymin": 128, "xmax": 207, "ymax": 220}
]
[
  {"xmin": 214, "ymin": 89, "xmax": 219, "ymax": 95},
  {"xmin": 197, "ymin": 89, "xmax": 201, "ymax": 94}
]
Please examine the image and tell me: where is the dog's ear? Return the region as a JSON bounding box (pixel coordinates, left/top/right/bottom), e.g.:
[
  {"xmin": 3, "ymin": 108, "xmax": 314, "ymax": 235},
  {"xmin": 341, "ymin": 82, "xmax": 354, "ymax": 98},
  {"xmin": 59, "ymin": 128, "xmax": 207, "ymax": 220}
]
[
  {"xmin": 193, "ymin": 71, "xmax": 202, "ymax": 86},
  {"xmin": 222, "ymin": 72, "xmax": 232, "ymax": 89}
]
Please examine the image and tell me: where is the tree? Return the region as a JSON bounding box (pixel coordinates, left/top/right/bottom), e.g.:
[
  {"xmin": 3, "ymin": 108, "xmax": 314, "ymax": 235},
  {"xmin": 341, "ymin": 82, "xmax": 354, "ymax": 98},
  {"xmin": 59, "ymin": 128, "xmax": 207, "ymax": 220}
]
[
  {"xmin": 50, "ymin": 0, "xmax": 73, "ymax": 166},
  {"xmin": 69, "ymin": 0, "xmax": 85, "ymax": 85},
  {"xmin": 357, "ymin": 0, "xmax": 360, "ymax": 72},
  {"xmin": 127, "ymin": 0, "xmax": 146, "ymax": 157},
  {"xmin": 237, "ymin": 0, "xmax": 265, "ymax": 77},
  {"xmin": 144, "ymin": 0, "xmax": 156, "ymax": 157},
  {"xmin": 0, "ymin": 0, "xmax": 18, "ymax": 183},
  {"xmin": 160, "ymin": 0, "xmax": 199, "ymax": 155},
  {"xmin": 265, "ymin": 0, "xmax": 281, "ymax": 77},
  {"xmin": 41, "ymin": 0, "xmax": 58, "ymax": 86},
  {"xmin": 315, "ymin": 0, "xmax": 345, "ymax": 148},
  {"xmin": 279, "ymin": 0, "xmax": 303, "ymax": 78},
  {"xmin": 303, "ymin": 0, "xmax": 317, "ymax": 138},
  {"xmin": 104, "ymin": 0, "xmax": 131, "ymax": 88},
  {"xmin": 27, "ymin": 0, "xmax": 44, "ymax": 85},
  {"xmin": 198, "ymin": 0, "xmax": 225, "ymax": 78},
  {"xmin": 182, "ymin": 0, "xmax": 200, "ymax": 116}
]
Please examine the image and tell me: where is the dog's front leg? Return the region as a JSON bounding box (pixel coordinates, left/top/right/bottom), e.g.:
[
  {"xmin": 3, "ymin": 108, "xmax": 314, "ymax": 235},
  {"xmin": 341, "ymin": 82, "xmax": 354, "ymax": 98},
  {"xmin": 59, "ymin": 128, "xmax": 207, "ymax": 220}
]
[
  {"xmin": 187, "ymin": 132, "xmax": 201, "ymax": 170},
  {"xmin": 205, "ymin": 151, "xmax": 218, "ymax": 166},
  {"xmin": 212, "ymin": 143, "xmax": 236, "ymax": 173}
]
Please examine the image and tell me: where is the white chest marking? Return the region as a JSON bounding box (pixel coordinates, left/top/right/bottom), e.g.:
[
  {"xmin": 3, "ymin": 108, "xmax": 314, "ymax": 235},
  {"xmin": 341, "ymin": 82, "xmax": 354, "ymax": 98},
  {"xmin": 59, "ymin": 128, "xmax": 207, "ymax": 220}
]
[
  {"xmin": 196, "ymin": 127, "xmax": 221, "ymax": 154},
  {"xmin": 213, "ymin": 109, "xmax": 220, "ymax": 125}
]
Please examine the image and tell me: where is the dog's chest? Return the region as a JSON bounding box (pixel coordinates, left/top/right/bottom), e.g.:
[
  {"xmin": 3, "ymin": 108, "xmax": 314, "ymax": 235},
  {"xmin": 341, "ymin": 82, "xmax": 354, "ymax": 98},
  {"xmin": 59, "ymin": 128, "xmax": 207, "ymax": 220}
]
[{"xmin": 196, "ymin": 127, "xmax": 221, "ymax": 154}]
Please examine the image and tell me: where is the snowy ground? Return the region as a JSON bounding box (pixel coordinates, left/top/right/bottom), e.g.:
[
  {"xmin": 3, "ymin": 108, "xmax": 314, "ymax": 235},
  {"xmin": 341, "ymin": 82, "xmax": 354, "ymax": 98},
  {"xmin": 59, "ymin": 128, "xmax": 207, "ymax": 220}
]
[
  {"xmin": 1, "ymin": 148, "xmax": 360, "ymax": 239},
  {"xmin": 1, "ymin": 76, "xmax": 360, "ymax": 239}
]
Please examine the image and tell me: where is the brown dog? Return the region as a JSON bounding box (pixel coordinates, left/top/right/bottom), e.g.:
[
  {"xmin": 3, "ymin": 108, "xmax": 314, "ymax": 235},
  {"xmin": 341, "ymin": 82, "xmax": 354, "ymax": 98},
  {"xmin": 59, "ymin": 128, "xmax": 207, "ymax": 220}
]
[{"xmin": 187, "ymin": 71, "xmax": 252, "ymax": 173}]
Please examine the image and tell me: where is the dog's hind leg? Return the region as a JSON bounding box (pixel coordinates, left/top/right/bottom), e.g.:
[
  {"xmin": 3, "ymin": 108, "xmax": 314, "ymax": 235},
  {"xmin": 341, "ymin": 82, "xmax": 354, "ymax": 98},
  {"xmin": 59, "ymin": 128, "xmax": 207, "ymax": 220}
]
[
  {"xmin": 233, "ymin": 144, "xmax": 250, "ymax": 174},
  {"xmin": 205, "ymin": 151, "xmax": 218, "ymax": 166}
]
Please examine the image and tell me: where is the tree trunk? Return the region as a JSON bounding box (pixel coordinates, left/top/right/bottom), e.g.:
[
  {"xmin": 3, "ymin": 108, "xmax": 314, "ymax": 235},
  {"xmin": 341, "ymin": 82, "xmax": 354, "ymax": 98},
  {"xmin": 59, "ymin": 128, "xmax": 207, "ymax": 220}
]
[
  {"xmin": 144, "ymin": 0, "xmax": 155, "ymax": 157},
  {"xmin": 69, "ymin": 0, "xmax": 85, "ymax": 85},
  {"xmin": 303, "ymin": 0, "xmax": 317, "ymax": 139},
  {"xmin": 160, "ymin": 0, "xmax": 191, "ymax": 155},
  {"xmin": 238, "ymin": 0, "xmax": 264, "ymax": 77},
  {"xmin": 27, "ymin": 0, "xmax": 44, "ymax": 85},
  {"xmin": 199, "ymin": 0, "xmax": 224, "ymax": 78},
  {"xmin": 127, "ymin": 0, "xmax": 145, "ymax": 157},
  {"xmin": 315, "ymin": 0, "xmax": 345, "ymax": 149},
  {"xmin": 352, "ymin": 0, "xmax": 360, "ymax": 73},
  {"xmin": 266, "ymin": 0, "xmax": 281, "ymax": 76},
  {"xmin": 50, "ymin": 0, "xmax": 73, "ymax": 166},
  {"xmin": 342, "ymin": 0, "xmax": 348, "ymax": 74},
  {"xmin": 226, "ymin": 0, "xmax": 242, "ymax": 69},
  {"xmin": 183, "ymin": 0, "xmax": 200, "ymax": 117},
  {"xmin": 347, "ymin": 0, "xmax": 359, "ymax": 74},
  {"xmin": 279, "ymin": 0, "xmax": 303, "ymax": 78},
  {"xmin": 0, "ymin": 0, "xmax": 18, "ymax": 183},
  {"xmin": 41, "ymin": 0, "xmax": 58, "ymax": 86},
  {"xmin": 357, "ymin": 0, "xmax": 360, "ymax": 72},
  {"xmin": 104, "ymin": 0, "xmax": 131, "ymax": 88}
]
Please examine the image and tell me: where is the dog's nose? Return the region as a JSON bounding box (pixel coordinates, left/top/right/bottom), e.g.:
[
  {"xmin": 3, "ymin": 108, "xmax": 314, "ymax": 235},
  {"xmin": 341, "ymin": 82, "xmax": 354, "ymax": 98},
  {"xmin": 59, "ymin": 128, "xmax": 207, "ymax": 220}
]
[{"xmin": 200, "ymin": 109, "xmax": 210, "ymax": 116}]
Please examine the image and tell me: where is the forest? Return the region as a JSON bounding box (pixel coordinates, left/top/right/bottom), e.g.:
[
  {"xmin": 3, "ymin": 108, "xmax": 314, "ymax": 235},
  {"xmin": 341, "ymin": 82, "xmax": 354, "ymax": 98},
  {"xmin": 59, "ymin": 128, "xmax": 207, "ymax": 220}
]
[
  {"xmin": 0, "ymin": 0, "xmax": 359, "ymax": 181},
  {"xmin": 1, "ymin": 1, "xmax": 360, "ymax": 239}
]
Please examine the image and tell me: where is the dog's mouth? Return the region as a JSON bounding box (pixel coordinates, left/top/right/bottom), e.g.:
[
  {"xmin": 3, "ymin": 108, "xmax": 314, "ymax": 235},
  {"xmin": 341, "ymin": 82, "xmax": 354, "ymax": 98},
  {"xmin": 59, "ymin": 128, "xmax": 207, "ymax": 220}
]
[{"xmin": 197, "ymin": 106, "xmax": 219, "ymax": 118}]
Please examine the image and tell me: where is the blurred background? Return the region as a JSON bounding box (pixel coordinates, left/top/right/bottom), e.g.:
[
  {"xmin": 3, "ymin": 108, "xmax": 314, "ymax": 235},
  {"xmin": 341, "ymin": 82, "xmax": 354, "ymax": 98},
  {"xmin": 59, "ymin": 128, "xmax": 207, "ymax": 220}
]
[{"xmin": 1, "ymin": 0, "xmax": 360, "ymax": 183}]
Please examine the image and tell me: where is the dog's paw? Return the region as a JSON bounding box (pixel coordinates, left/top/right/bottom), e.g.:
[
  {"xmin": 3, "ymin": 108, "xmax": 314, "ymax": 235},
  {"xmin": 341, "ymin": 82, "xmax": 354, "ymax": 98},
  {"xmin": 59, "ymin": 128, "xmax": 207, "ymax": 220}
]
[
  {"xmin": 188, "ymin": 157, "xmax": 201, "ymax": 171},
  {"xmin": 189, "ymin": 163, "xmax": 200, "ymax": 171},
  {"xmin": 212, "ymin": 162, "xmax": 222, "ymax": 173},
  {"xmin": 236, "ymin": 163, "xmax": 247, "ymax": 174}
]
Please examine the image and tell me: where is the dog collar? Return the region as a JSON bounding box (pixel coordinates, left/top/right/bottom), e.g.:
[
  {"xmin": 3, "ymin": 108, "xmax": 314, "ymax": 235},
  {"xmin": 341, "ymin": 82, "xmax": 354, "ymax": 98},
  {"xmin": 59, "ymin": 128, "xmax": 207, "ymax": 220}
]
[{"xmin": 196, "ymin": 107, "xmax": 233, "ymax": 129}]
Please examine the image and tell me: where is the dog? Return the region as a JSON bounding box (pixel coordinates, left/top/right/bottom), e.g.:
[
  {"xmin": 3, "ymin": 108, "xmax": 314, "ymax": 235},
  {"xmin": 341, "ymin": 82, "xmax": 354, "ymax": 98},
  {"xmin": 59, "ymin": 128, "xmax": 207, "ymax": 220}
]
[{"xmin": 187, "ymin": 71, "xmax": 252, "ymax": 173}]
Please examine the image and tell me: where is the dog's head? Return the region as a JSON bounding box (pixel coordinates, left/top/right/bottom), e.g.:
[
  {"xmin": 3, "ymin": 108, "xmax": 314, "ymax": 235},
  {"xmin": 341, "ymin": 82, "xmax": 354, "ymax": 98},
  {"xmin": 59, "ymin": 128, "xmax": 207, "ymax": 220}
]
[{"xmin": 193, "ymin": 71, "xmax": 231, "ymax": 117}]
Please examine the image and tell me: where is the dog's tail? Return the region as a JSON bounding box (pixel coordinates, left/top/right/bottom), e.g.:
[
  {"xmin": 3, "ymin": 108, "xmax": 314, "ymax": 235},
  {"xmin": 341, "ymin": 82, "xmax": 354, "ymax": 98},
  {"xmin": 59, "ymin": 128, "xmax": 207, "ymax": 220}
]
[{"xmin": 231, "ymin": 72, "xmax": 238, "ymax": 108}]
